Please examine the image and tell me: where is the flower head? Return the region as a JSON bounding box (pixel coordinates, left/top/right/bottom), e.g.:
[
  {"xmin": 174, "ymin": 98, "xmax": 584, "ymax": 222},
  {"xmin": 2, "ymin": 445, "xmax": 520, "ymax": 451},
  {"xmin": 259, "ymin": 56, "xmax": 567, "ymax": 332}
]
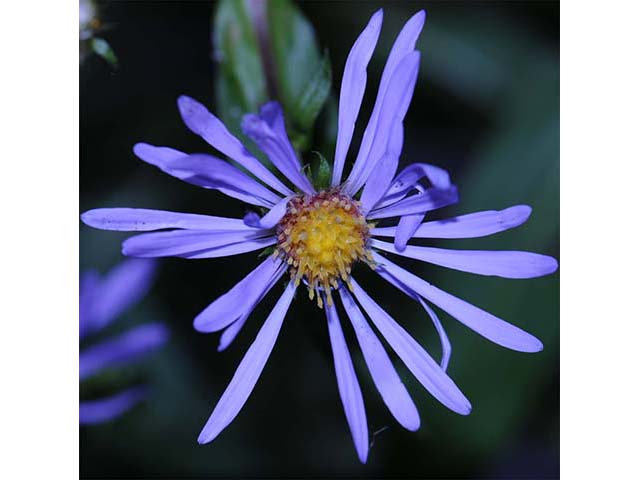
[
  {"xmin": 79, "ymin": 258, "xmax": 168, "ymax": 425},
  {"xmin": 81, "ymin": 9, "xmax": 557, "ymax": 462}
]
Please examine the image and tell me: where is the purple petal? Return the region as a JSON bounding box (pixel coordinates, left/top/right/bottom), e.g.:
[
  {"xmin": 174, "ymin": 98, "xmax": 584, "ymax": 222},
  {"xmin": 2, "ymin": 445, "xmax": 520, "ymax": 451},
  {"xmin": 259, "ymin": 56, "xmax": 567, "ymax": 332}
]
[
  {"xmin": 368, "ymin": 265, "xmax": 451, "ymax": 370},
  {"xmin": 241, "ymin": 102, "xmax": 315, "ymax": 194},
  {"xmin": 372, "ymin": 239, "xmax": 559, "ymax": 279},
  {"xmin": 325, "ymin": 298, "xmax": 369, "ymax": 464},
  {"xmin": 79, "ymin": 270, "xmax": 101, "ymax": 339},
  {"xmin": 82, "ymin": 259, "xmax": 157, "ymax": 336},
  {"xmin": 372, "ymin": 205, "xmax": 533, "ymax": 239},
  {"xmin": 183, "ymin": 236, "xmax": 276, "ymax": 259},
  {"xmin": 345, "ymin": 51, "xmax": 421, "ymax": 195},
  {"xmin": 134, "ymin": 143, "xmax": 281, "ymax": 207},
  {"xmin": 344, "ymin": 10, "xmax": 425, "ymax": 191},
  {"xmin": 418, "ymin": 298, "xmax": 451, "ymax": 371},
  {"xmin": 331, "ymin": 9, "xmax": 384, "ymax": 187},
  {"xmin": 216, "ymin": 262, "xmax": 288, "ymax": 351},
  {"xmin": 338, "ymin": 288, "xmax": 420, "ymax": 431},
  {"xmin": 371, "ymin": 252, "xmax": 543, "ymax": 352},
  {"xmin": 194, "ymin": 256, "xmax": 286, "ymax": 333},
  {"xmin": 79, "ymin": 323, "xmax": 169, "ymax": 381},
  {"xmin": 359, "ymin": 122, "xmax": 404, "ymax": 214},
  {"xmin": 121, "ymin": 229, "xmax": 274, "ymax": 258},
  {"xmin": 350, "ymin": 279, "xmax": 471, "ymax": 415},
  {"xmin": 81, "ymin": 208, "xmax": 251, "ymax": 232},
  {"xmin": 80, "ymin": 387, "xmax": 148, "ymax": 425},
  {"xmin": 393, "ymin": 211, "xmax": 425, "ymax": 251},
  {"xmin": 367, "ymin": 185, "xmax": 459, "ymax": 219},
  {"xmin": 243, "ymin": 195, "xmax": 292, "ymax": 229},
  {"xmin": 177, "ymin": 95, "xmax": 293, "ymax": 196},
  {"xmin": 197, "ymin": 281, "xmax": 296, "ymax": 444}
]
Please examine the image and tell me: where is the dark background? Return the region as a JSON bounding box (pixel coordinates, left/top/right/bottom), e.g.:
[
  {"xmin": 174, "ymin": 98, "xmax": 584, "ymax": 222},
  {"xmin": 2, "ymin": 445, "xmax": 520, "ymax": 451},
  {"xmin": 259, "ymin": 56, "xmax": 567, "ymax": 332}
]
[{"xmin": 80, "ymin": 1, "xmax": 559, "ymax": 478}]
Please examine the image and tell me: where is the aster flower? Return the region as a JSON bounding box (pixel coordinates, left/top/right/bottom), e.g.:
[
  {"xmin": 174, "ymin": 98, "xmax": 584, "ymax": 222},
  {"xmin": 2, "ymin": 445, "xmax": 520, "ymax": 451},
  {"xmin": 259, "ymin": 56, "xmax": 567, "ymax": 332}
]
[
  {"xmin": 80, "ymin": 258, "xmax": 168, "ymax": 425},
  {"xmin": 81, "ymin": 9, "xmax": 558, "ymax": 462}
]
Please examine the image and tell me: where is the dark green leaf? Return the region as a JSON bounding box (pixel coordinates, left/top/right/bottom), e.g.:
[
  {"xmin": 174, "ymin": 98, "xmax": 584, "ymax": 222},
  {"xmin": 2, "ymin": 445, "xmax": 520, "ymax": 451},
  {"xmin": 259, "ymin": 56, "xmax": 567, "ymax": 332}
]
[{"xmin": 309, "ymin": 151, "xmax": 332, "ymax": 191}]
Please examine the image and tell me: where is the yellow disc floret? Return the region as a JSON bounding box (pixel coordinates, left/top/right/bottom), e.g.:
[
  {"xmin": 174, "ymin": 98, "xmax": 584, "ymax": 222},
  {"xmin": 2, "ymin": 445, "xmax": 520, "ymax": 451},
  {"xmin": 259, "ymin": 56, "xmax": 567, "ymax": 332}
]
[{"xmin": 275, "ymin": 190, "xmax": 374, "ymax": 307}]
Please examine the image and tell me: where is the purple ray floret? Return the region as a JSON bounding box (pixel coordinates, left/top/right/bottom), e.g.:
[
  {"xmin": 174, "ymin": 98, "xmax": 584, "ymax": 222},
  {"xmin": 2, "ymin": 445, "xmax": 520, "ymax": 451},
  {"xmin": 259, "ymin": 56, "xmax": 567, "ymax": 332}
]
[
  {"xmin": 80, "ymin": 8, "xmax": 558, "ymax": 462},
  {"xmin": 79, "ymin": 259, "xmax": 168, "ymax": 425}
]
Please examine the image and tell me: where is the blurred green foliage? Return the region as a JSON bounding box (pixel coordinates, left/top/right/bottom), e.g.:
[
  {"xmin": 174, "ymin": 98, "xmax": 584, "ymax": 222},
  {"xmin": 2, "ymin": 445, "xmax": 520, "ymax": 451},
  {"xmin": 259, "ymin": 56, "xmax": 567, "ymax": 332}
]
[{"xmin": 213, "ymin": 0, "xmax": 332, "ymax": 152}]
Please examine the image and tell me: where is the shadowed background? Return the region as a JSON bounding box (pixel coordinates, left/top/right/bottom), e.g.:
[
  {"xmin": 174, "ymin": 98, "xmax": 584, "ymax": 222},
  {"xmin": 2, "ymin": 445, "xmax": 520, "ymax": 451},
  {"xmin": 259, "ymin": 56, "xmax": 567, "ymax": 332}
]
[{"xmin": 80, "ymin": 1, "xmax": 559, "ymax": 478}]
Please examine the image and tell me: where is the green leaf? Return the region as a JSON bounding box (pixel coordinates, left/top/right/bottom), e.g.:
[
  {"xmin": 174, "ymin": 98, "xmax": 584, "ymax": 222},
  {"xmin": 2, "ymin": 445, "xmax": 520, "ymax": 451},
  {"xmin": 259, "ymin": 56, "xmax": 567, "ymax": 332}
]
[
  {"xmin": 267, "ymin": 0, "xmax": 332, "ymax": 147},
  {"xmin": 309, "ymin": 151, "xmax": 332, "ymax": 190},
  {"xmin": 91, "ymin": 37, "xmax": 118, "ymax": 67},
  {"xmin": 212, "ymin": 0, "xmax": 268, "ymax": 137}
]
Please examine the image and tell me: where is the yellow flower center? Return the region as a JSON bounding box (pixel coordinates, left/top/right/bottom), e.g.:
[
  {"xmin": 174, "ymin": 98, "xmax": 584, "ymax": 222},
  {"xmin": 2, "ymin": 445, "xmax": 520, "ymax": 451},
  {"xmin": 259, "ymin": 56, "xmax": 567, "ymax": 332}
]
[{"xmin": 276, "ymin": 190, "xmax": 373, "ymax": 307}]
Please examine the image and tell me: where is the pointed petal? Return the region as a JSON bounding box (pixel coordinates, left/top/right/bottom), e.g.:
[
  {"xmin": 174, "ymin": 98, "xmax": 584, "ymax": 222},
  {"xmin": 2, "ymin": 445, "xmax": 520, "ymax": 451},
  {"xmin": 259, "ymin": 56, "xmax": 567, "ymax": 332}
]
[
  {"xmin": 121, "ymin": 229, "xmax": 274, "ymax": 258},
  {"xmin": 325, "ymin": 299, "xmax": 369, "ymax": 463},
  {"xmin": 197, "ymin": 282, "xmax": 296, "ymax": 444},
  {"xmin": 194, "ymin": 256, "xmax": 286, "ymax": 333},
  {"xmin": 339, "ymin": 288, "xmax": 420, "ymax": 431},
  {"xmin": 177, "ymin": 95, "xmax": 293, "ymax": 196},
  {"xmin": 372, "ymin": 252, "xmax": 543, "ymax": 352},
  {"xmin": 81, "ymin": 208, "xmax": 252, "ymax": 232},
  {"xmin": 331, "ymin": 9, "xmax": 384, "ymax": 186},
  {"xmin": 372, "ymin": 205, "xmax": 533, "ymax": 239},
  {"xmin": 241, "ymin": 102, "xmax": 315, "ymax": 194},
  {"xmin": 343, "ymin": 11, "xmax": 426, "ymax": 191},
  {"xmin": 79, "ymin": 387, "xmax": 147, "ymax": 425},
  {"xmin": 134, "ymin": 143, "xmax": 281, "ymax": 207},
  {"xmin": 80, "ymin": 323, "xmax": 169, "ymax": 380},
  {"xmin": 350, "ymin": 279, "xmax": 471, "ymax": 415},
  {"xmin": 372, "ymin": 239, "xmax": 558, "ymax": 279}
]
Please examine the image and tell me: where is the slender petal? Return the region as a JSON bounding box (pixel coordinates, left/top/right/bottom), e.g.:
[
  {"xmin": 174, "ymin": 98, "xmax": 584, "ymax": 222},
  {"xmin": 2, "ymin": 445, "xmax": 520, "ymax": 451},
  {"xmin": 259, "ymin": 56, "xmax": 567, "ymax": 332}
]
[
  {"xmin": 350, "ymin": 279, "xmax": 471, "ymax": 415},
  {"xmin": 331, "ymin": 9, "xmax": 384, "ymax": 186},
  {"xmin": 372, "ymin": 205, "xmax": 532, "ymax": 239},
  {"xmin": 345, "ymin": 51, "xmax": 421, "ymax": 195},
  {"xmin": 183, "ymin": 236, "xmax": 276, "ymax": 259},
  {"xmin": 83, "ymin": 259, "xmax": 157, "ymax": 336},
  {"xmin": 370, "ymin": 264, "xmax": 451, "ymax": 370},
  {"xmin": 79, "ymin": 270, "xmax": 100, "ymax": 339},
  {"xmin": 134, "ymin": 144, "xmax": 281, "ymax": 207},
  {"xmin": 339, "ymin": 288, "xmax": 420, "ymax": 431},
  {"xmin": 217, "ymin": 262, "xmax": 288, "ymax": 351},
  {"xmin": 372, "ymin": 252, "xmax": 544, "ymax": 352},
  {"xmin": 177, "ymin": 95, "xmax": 293, "ymax": 196},
  {"xmin": 194, "ymin": 256, "xmax": 286, "ymax": 333},
  {"xmin": 325, "ymin": 298, "xmax": 369, "ymax": 464},
  {"xmin": 79, "ymin": 387, "xmax": 147, "ymax": 425},
  {"xmin": 393, "ymin": 211, "xmax": 426, "ymax": 251},
  {"xmin": 367, "ymin": 185, "xmax": 459, "ymax": 219},
  {"xmin": 344, "ymin": 10, "xmax": 425, "ymax": 191},
  {"xmin": 122, "ymin": 229, "xmax": 273, "ymax": 258},
  {"xmin": 244, "ymin": 195, "xmax": 292, "ymax": 229},
  {"xmin": 372, "ymin": 239, "xmax": 559, "ymax": 279},
  {"xmin": 241, "ymin": 102, "xmax": 315, "ymax": 194},
  {"xmin": 81, "ymin": 208, "xmax": 252, "ymax": 232},
  {"xmin": 79, "ymin": 323, "xmax": 169, "ymax": 381},
  {"xmin": 198, "ymin": 282, "xmax": 296, "ymax": 444},
  {"xmin": 360, "ymin": 121, "xmax": 404, "ymax": 214}
]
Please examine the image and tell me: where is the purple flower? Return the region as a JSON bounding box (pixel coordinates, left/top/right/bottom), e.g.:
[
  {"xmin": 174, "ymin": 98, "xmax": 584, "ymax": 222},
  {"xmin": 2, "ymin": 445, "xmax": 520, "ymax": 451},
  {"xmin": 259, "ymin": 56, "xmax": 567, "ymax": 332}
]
[
  {"xmin": 81, "ymin": 9, "xmax": 557, "ymax": 462},
  {"xmin": 79, "ymin": 259, "xmax": 168, "ymax": 425}
]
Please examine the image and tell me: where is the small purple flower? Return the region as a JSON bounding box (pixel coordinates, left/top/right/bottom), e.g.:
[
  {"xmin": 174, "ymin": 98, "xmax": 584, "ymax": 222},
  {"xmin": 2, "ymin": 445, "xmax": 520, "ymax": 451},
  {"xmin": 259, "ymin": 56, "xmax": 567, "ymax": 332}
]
[
  {"xmin": 79, "ymin": 259, "xmax": 168, "ymax": 425},
  {"xmin": 81, "ymin": 10, "xmax": 557, "ymax": 462}
]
